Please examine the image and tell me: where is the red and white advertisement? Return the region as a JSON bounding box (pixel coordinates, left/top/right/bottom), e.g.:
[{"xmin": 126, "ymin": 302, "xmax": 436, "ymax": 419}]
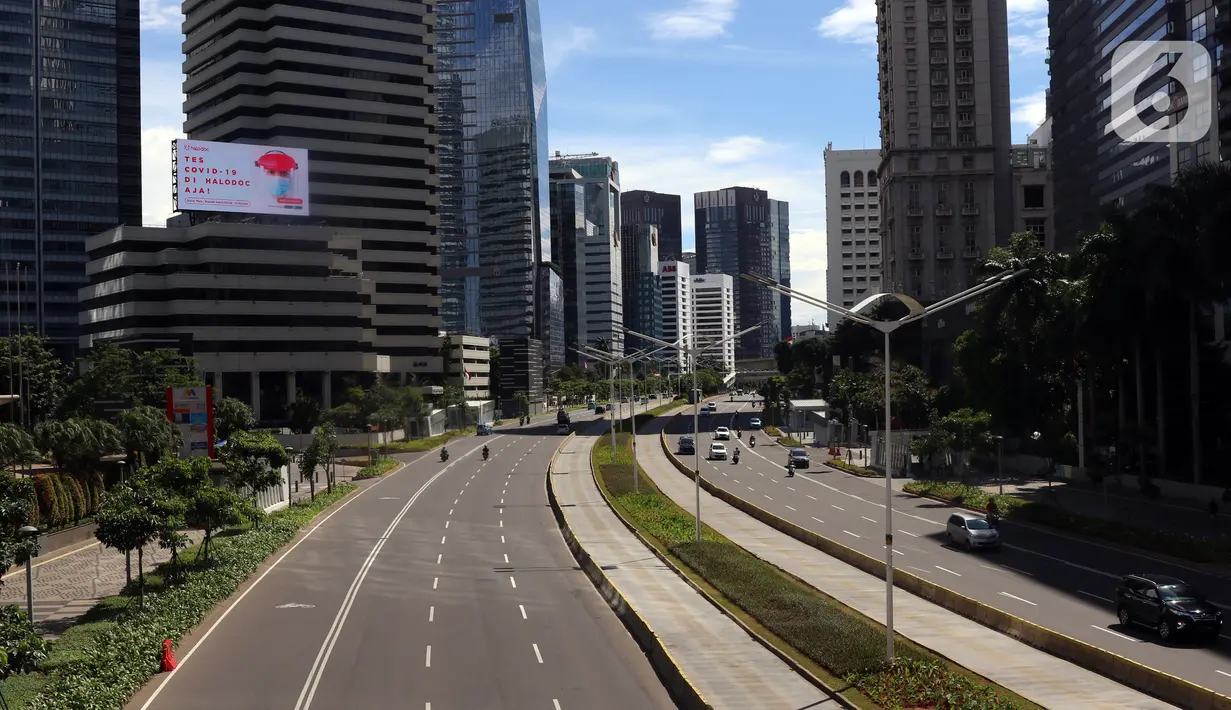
[
  {"xmin": 166, "ymin": 386, "xmax": 215, "ymax": 458},
  {"xmin": 174, "ymin": 139, "xmax": 311, "ymax": 216}
]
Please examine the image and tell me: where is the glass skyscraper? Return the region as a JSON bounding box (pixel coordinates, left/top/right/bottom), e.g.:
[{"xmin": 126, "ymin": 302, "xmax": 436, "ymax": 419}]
[
  {"xmin": 0, "ymin": 0, "xmax": 142, "ymax": 351},
  {"xmin": 437, "ymin": 0, "xmax": 549, "ymax": 341}
]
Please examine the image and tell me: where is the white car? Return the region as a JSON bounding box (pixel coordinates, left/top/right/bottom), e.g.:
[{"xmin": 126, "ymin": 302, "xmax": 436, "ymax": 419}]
[
  {"xmin": 714, "ymin": 426, "xmax": 731, "ymax": 440},
  {"xmin": 709, "ymin": 442, "xmax": 728, "ymax": 460}
]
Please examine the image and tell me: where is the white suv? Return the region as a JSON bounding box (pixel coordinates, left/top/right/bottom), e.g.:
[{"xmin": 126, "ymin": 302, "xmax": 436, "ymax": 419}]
[
  {"xmin": 709, "ymin": 442, "xmax": 728, "ymax": 460},
  {"xmin": 714, "ymin": 426, "xmax": 731, "ymax": 440}
]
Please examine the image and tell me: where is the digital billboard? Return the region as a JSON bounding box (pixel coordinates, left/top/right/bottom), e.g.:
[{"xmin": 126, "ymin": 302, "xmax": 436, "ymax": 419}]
[
  {"xmin": 174, "ymin": 139, "xmax": 310, "ymax": 216},
  {"xmin": 166, "ymin": 386, "xmax": 215, "ymax": 458}
]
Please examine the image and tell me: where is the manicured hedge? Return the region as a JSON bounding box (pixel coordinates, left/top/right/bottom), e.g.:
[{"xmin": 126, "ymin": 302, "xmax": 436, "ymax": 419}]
[{"xmin": 30, "ymin": 472, "xmax": 105, "ymax": 530}]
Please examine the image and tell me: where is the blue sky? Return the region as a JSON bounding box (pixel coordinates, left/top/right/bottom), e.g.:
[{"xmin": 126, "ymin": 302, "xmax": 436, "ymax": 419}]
[{"xmin": 136, "ymin": 0, "xmax": 1051, "ymax": 326}]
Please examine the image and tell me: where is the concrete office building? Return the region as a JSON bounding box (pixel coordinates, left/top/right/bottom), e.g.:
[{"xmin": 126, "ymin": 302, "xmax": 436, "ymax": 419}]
[
  {"xmin": 622, "ymin": 190, "xmax": 683, "ymax": 262},
  {"xmin": 79, "ymin": 223, "xmax": 397, "ymax": 420},
  {"xmin": 659, "ymin": 261, "xmax": 692, "ymax": 373},
  {"xmin": 1010, "ymin": 121, "xmax": 1055, "ymax": 249},
  {"xmin": 620, "ymin": 223, "xmax": 662, "ymax": 349},
  {"xmin": 0, "ymin": 0, "xmax": 141, "ymax": 350},
  {"xmin": 692, "ymin": 273, "xmax": 735, "ymax": 375},
  {"xmin": 694, "ymin": 187, "xmax": 790, "ymax": 359},
  {"xmin": 823, "ymin": 146, "xmax": 883, "ymax": 321},
  {"xmin": 86, "ymin": 0, "xmax": 442, "ymax": 419},
  {"xmin": 876, "ymin": 0, "xmax": 1014, "ymax": 299},
  {"xmin": 445, "ymin": 334, "xmax": 491, "ymax": 400},
  {"xmin": 680, "ymin": 251, "xmax": 697, "ymax": 274},
  {"xmin": 437, "ymin": 0, "xmax": 549, "ymax": 342},
  {"xmin": 537, "ymin": 263, "xmax": 564, "ymax": 378},
  {"xmin": 548, "ymin": 155, "xmax": 624, "ymax": 363}
]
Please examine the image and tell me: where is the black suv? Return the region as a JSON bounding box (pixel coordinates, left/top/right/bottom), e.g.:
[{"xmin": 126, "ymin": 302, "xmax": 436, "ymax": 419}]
[
  {"xmin": 678, "ymin": 436, "xmax": 696, "ymax": 455},
  {"xmin": 1115, "ymin": 573, "xmax": 1222, "ymax": 642}
]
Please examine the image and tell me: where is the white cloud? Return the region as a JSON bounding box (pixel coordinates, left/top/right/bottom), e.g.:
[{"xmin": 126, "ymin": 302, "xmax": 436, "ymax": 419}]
[
  {"xmin": 142, "ymin": 126, "xmax": 185, "ymax": 226},
  {"xmin": 646, "ymin": 0, "xmax": 738, "ymax": 40},
  {"xmin": 545, "ymin": 26, "xmax": 596, "ymax": 74},
  {"xmin": 1011, "ymin": 90, "xmax": 1047, "ymax": 130},
  {"xmin": 817, "ymin": 0, "xmax": 876, "ymax": 44},
  {"xmin": 549, "ymin": 129, "xmax": 830, "ymax": 324},
  {"xmin": 140, "ymin": 0, "xmax": 181, "ymax": 30},
  {"xmin": 706, "ymin": 136, "xmax": 769, "ymax": 164},
  {"xmin": 1006, "ymin": 0, "xmax": 1047, "ymax": 14}
]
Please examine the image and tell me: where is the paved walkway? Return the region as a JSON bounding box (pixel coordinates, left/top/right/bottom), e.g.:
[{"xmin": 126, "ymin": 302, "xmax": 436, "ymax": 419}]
[
  {"xmin": 637, "ymin": 429, "xmax": 1178, "ymax": 710},
  {"xmin": 554, "ymin": 434, "xmax": 833, "ymax": 710}
]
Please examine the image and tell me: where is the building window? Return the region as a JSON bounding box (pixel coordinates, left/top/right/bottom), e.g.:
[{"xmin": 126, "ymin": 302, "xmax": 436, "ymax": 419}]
[
  {"xmin": 909, "ymin": 133, "xmax": 919, "ymax": 147},
  {"xmin": 1025, "ymin": 217, "xmax": 1046, "ymax": 246},
  {"xmin": 906, "ymin": 48, "xmax": 917, "ymax": 64},
  {"xmin": 905, "ymin": 5, "xmax": 916, "ymax": 20},
  {"xmin": 937, "ymin": 156, "xmax": 948, "ymax": 170},
  {"xmin": 840, "ymin": 171, "xmax": 851, "ymax": 188},
  {"xmin": 962, "ymin": 154, "xmax": 974, "ymax": 168},
  {"xmin": 964, "ymin": 222, "xmax": 976, "ymax": 247},
  {"xmin": 854, "ymin": 171, "xmax": 864, "ymax": 187},
  {"xmin": 908, "ymin": 157, "xmax": 920, "ymax": 170},
  {"xmin": 1022, "ymin": 184, "xmax": 1045, "ymax": 209},
  {"xmin": 938, "ymin": 223, "xmax": 949, "ymax": 249},
  {"xmin": 937, "ymin": 182, "xmax": 949, "ymax": 206},
  {"xmin": 909, "ymin": 225, "xmax": 922, "ymax": 248},
  {"xmin": 962, "ymin": 181, "xmax": 975, "ymax": 206},
  {"xmin": 908, "ymin": 182, "xmax": 921, "ymax": 205},
  {"xmin": 934, "ymin": 133, "xmax": 951, "ymax": 146},
  {"xmin": 906, "ymin": 27, "xmax": 917, "ymax": 42}
]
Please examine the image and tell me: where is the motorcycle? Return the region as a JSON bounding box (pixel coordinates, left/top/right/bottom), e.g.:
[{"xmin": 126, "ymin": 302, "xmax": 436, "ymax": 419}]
[
  {"xmin": 440, "ymin": 448, "xmax": 450, "ymax": 462},
  {"xmin": 749, "ymin": 436, "xmax": 756, "ymax": 448},
  {"xmin": 732, "ymin": 450, "xmax": 741, "ymax": 464},
  {"xmin": 987, "ymin": 509, "xmax": 1001, "ymax": 529},
  {"xmin": 786, "ymin": 461, "xmax": 795, "ymax": 478},
  {"xmin": 482, "ymin": 447, "xmax": 490, "ymax": 461},
  {"xmin": 737, "ymin": 429, "xmax": 743, "ymax": 439}
]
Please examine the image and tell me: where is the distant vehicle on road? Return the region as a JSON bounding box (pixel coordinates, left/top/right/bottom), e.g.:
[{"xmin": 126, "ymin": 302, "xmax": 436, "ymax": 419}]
[
  {"xmin": 749, "ymin": 417, "xmax": 762, "ymax": 428},
  {"xmin": 709, "ymin": 442, "xmax": 727, "ymax": 460},
  {"xmin": 714, "ymin": 426, "xmax": 731, "ymax": 440},
  {"xmin": 707, "ymin": 401, "xmax": 717, "ymax": 410},
  {"xmin": 945, "ymin": 512, "xmax": 1001, "ymax": 552},
  {"xmin": 595, "ymin": 405, "xmax": 606, "ymax": 414},
  {"xmin": 556, "ymin": 423, "xmax": 570, "ymax": 434},
  {"xmin": 699, "ymin": 407, "xmax": 710, "ymax": 418},
  {"xmin": 477, "ymin": 423, "xmax": 493, "ymax": 435},
  {"xmin": 1116, "ymin": 574, "xmax": 1222, "ymax": 642},
  {"xmin": 557, "ymin": 409, "xmax": 571, "ymax": 425},
  {"xmin": 678, "ymin": 436, "xmax": 696, "ymax": 455},
  {"xmin": 788, "ymin": 447, "xmax": 810, "ymax": 469}
]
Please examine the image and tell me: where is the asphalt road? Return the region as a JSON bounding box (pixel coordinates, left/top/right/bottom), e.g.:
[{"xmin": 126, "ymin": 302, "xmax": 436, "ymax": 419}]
[
  {"xmin": 662, "ymin": 398, "xmax": 1231, "ymax": 694},
  {"xmin": 128, "ymin": 420, "xmax": 674, "ymax": 710}
]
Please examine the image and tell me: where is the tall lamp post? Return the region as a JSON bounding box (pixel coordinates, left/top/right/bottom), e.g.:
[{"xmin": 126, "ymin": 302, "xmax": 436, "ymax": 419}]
[
  {"xmin": 623, "ymin": 322, "xmax": 765, "ymax": 541},
  {"xmin": 742, "ymin": 269, "xmax": 1024, "ymax": 661}
]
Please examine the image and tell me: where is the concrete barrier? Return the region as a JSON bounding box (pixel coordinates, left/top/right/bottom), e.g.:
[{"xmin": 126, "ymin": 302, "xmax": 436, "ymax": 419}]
[
  {"xmin": 658, "ymin": 430, "xmax": 1231, "ymax": 710},
  {"xmin": 544, "ymin": 433, "xmax": 712, "ymax": 710}
]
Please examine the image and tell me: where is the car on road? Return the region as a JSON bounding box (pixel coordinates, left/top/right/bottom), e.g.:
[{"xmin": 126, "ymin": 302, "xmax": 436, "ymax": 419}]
[
  {"xmin": 709, "ymin": 442, "xmax": 727, "ymax": 460},
  {"xmin": 788, "ymin": 447, "xmax": 810, "ymax": 469},
  {"xmin": 945, "ymin": 512, "xmax": 1001, "ymax": 552},
  {"xmin": 477, "ymin": 423, "xmax": 493, "ymax": 435},
  {"xmin": 707, "ymin": 401, "xmax": 718, "ymax": 411},
  {"xmin": 714, "ymin": 426, "xmax": 731, "ymax": 440},
  {"xmin": 556, "ymin": 423, "xmax": 570, "ymax": 434},
  {"xmin": 594, "ymin": 404, "xmax": 606, "ymax": 414},
  {"xmin": 678, "ymin": 436, "xmax": 696, "ymax": 455},
  {"xmin": 1115, "ymin": 574, "xmax": 1222, "ymax": 642},
  {"xmin": 749, "ymin": 417, "xmax": 762, "ymax": 428},
  {"xmin": 699, "ymin": 407, "xmax": 710, "ymax": 418}
]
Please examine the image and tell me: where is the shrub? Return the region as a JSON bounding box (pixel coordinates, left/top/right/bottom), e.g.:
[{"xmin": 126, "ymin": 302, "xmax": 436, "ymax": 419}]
[
  {"xmin": 32, "ymin": 475, "xmax": 55, "ymax": 528},
  {"xmin": 851, "ymin": 658, "xmax": 1019, "ymax": 710},
  {"xmin": 0, "ymin": 605, "xmax": 50, "ymax": 678},
  {"xmin": 51, "ymin": 474, "xmax": 73, "ymax": 527},
  {"xmin": 65, "ymin": 476, "xmax": 86, "ymax": 522}
]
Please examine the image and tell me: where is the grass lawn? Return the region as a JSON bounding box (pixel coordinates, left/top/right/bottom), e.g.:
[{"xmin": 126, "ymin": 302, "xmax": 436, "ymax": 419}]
[{"xmin": 590, "ymin": 436, "xmax": 1039, "ymax": 710}]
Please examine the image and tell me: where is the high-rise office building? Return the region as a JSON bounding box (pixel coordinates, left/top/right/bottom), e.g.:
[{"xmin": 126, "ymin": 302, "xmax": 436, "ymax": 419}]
[
  {"xmin": 1047, "ymin": 0, "xmax": 1201, "ymax": 244},
  {"xmin": 681, "ymin": 251, "xmax": 698, "ymax": 273},
  {"xmin": 80, "ymin": 0, "xmax": 441, "ymax": 420},
  {"xmin": 693, "ymin": 187, "xmax": 790, "ymax": 359},
  {"xmin": 692, "ymin": 273, "xmax": 735, "ymax": 375},
  {"xmin": 877, "ymin": 0, "xmax": 1014, "ymax": 299},
  {"xmin": 621, "ymin": 190, "xmax": 683, "ymax": 262},
  {"xmin": 1010, "ymin": 122, "xmax": 1055, "ymax": 248},
  {"xmin": 659, "ymin": 261, "xmax": 692, "ymax": 373},
  {"xmin": 620, "ymin": 223, "xmax": 662, "ymax": 349},
  {"xmin": 437, "ymin": 0, "xmax": 549, "ymax": 340},
  {"xmin": 549, "ymin": 159, "xmax": 624, "ymax": 364},
  {"xmin": 824, "ymin": 146, "xmax": 884, "ymax": 321},
  {"xmin": 537, "ymin": 263, "xmax": 564, "ymax": 378},
  {"xmin": 1218, "ymin": 0, "xmax": 1231, "ymax": 163},
  {"xmin": 0, "ymin": 0, "xmax": 141, "ymax": 350}
]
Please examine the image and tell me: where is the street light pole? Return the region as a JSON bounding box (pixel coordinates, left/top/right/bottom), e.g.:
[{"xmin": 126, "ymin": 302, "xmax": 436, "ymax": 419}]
[{"xmin": 743, "ymin": 268, "xmax": 1025, "ymax": 662}]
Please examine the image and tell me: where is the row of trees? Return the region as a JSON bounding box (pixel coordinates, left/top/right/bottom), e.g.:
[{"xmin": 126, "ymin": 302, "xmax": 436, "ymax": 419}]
[{"xmin": 774, "ymin": 163, "xmax": 1231, "ymax": 485}]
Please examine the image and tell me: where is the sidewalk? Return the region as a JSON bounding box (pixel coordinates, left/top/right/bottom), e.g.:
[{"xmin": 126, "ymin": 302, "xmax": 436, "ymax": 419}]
[
  {"xmin": 553, "ymin": 434, "xmax": 833, "ymax": 709},
  {"xmin": 0, "ymin": 532, "xmax": 203, "ymax": 639},
  {"xmin": 637, "ymin": 429, "xmax": 1177, "ymax": 710}
]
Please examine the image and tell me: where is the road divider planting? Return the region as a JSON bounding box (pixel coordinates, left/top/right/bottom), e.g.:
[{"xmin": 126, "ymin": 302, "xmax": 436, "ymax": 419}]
[
  {"xmin": 825, "ymin": 458, "xmax": 880, "ymax": 478},
  {"xmin": 4, "ymin": 484, "xmax": 357, "ymax": 710},
  {"xmin": 353, "ymin": 457, "xmax": 399, "ymax": 480},
  {"xmin": 593, "ymin": 434, "xmax": 1033, "ymax": 710},
  {"xmin": 903, "ymin": 479, "xmax": 1231, "ymax": 565},
  {"xmin": 660, "ymin": 433, "xmax": 1231, "ymax": 710}
]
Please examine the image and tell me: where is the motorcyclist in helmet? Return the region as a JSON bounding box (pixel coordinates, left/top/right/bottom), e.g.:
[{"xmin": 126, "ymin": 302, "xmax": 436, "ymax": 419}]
[{"xmin": 482, "ymin": 445, "xmax": 490, "ymax": 461}]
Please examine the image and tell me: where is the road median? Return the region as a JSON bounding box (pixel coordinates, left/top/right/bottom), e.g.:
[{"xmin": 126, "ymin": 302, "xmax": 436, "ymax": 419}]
[{"xmin": 659, "ymin": 431, "xmax": 1231, "ymax": 710}]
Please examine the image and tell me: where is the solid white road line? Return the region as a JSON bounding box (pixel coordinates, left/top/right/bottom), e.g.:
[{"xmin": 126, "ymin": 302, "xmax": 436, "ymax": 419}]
[
  {"xmin": 429, "ymin": 606, "xmax": 434, "ymax": 622},
  {"xmin": 425, "ymin": 646, "xmax": 431, "ymax": 668},
  {"xmin": 1092, "ymin": 625, "xmax": 1142, "ymax": 642},
  {"xmin": 533, "ymin": 643, "xmax": 544, "ymax": 664},
  {"xmin": 510, "ymin": 576, "xmax": 517, "ymax": 589},
  {"xmin": 935, "ymin": 566, "xmax": 962, "ymax": 577},
  {"xmin": 1077, "ymin": 590, "xmax": 1112, "ymax": 603},
  {"xmin": 999, "ymin": 591, "xmax": 1038, "ymax": 606},
  {"xmin": 520, "ymin": 604, "xmax": 527, "ymax": 619}
]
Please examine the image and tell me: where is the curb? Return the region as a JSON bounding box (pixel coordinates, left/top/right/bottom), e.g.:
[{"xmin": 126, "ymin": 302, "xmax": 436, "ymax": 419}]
[
  {"xmin": 658, "ymin": 431, "xmax": 1231, "ymax": 710},
  {"xmin": 543, "ymin": 433, "xmax": 713, "ymax": 710},
  {"xmin": 604, "ymin": 434, "xmax": 860, "ymax": 708}
]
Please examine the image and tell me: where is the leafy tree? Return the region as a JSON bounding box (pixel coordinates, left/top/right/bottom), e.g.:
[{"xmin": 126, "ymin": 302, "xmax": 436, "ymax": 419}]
[
  {"xmin": 143, "ymin": 455, "xmax": 212, "ymax": 500},
  {"xmin": 95, "ymin": 480, "xmax": 183, "ymax": 607},
  {"xmin": 515, "ymin": 390, "xmax": 530, "ymax": 416},
  {"xmin": 185, "ymin": 485, "xmax": 248, "ymax": 561},
  {"xmin": 909, "ymin": 421, "xmax": 954, "ymax": 477},
  {"xmin": 213, "ymin": 397, "xmax": 256, "ymax": 442},
  {"xmin": 0, "ymin": 423, "xmax": 37, "ymax": 470},
  {"xmin": 287, "ymin": 392, "xmax": 321, "ymax": 434},
  {"xmin": 0, "ymin": 474, "xmax": 38, "ymax": 585},
  {"xmin": 61, "ymin": 343, "xmax": 202, "ymax": 416},
  {"xmin": 220, "ymin": 430, "xmax": 288, "ymax": 517},
  {"xmin": 34, "ymin": 418, "xmax": 122, "ymax": 475},
  {"xmin": 117, "ymin": 405, "xmax": 182, "ymax": 465},
  {"xmin": 297, "ymin": 422, "xmax": 337, "ymax": 500},
  {"xmin": 0, "ymin": 333, "xmax": 69, "ymax": 425}
]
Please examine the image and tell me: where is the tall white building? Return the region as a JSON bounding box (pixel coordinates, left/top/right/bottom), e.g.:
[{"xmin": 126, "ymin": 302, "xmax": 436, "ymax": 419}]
[
  {"xmin": 824, "ymin": 145, "xmax": 883, "ymax": 324},
  {"xmin": 659, "ymin": 261, "xmax": 693, "ymax": 373},
  {"xmin": 692, "ymin": 274, "xmax": 735, "ymax": 375}
]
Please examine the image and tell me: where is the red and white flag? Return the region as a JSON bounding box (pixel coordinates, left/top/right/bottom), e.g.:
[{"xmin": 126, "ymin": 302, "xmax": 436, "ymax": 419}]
[{"xmin": 463, "ymin": 368, "xmax": 473, "ymax": 380}]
